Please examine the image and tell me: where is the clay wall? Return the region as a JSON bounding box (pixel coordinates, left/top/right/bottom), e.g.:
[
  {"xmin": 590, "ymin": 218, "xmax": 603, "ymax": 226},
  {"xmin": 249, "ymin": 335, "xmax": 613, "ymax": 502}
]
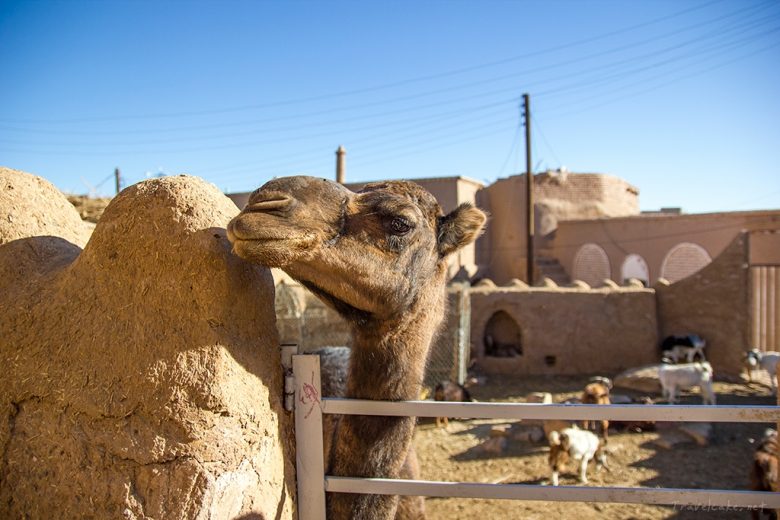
[
  {"xmin": 0, "ymin": 169, "xmax": 294, "ymax": 519},
  {"xmin": 468, "ymin": 285, "xmax": 658, "ymax": 376},
  {"xmin": 476, "ymin": 172, "xmax": 639, "ymax": 284},
  {"xmin": 656, "ymin": 233, "xmax": 752, "ymax": 376},
  {"xmin": 549, "ymin": 210, "xmax": 780, "ymax": 286}
]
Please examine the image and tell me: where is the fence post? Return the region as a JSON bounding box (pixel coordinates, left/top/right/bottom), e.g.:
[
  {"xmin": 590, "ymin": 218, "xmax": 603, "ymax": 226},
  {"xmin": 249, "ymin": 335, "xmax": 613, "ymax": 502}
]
[
  {"xmin": 453, "ymin": 282, "xmax": 471, "ymax": 385},
  {"xmin": 293, "ymin": 354, "xmax": 327, "ymax": 520}
]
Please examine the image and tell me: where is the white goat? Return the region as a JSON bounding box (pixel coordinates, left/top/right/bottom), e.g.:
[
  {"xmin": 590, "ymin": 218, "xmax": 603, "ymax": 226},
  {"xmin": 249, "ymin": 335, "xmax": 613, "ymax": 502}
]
[
  {"xmin": 658, "ymin": 361, "xmax": 716, "ymax": 405},
  {"xmin": 548, "ymin": 427, "xmax": 608, "ymax": 486},
  {"xmin": 745, "ymin": 349, "xmax": 780, "ymax": 393}
]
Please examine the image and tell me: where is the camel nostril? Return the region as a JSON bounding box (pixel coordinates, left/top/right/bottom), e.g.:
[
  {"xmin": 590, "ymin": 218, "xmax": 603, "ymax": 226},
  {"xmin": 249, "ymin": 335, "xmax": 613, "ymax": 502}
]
[{"xmin": 245, "ymin": 195, "xmax": 294, "ymax": 213}]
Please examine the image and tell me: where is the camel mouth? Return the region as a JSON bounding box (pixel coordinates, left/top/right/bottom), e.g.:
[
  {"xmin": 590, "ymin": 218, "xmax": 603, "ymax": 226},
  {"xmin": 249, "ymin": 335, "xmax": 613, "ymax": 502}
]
[
  {"xmin": 227, "ymin": 217, "xmax": 311, "ymax": 244},
  {"xmin": 228, "ymin": 220, "xmax": 319, "ymax": 268}
]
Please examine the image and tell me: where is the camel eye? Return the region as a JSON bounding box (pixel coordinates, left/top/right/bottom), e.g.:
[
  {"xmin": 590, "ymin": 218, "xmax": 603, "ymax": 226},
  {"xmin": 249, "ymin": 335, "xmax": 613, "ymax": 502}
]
[{"xmin": 387, "ymin": 217, "xmax": 412, "ymax": 235}]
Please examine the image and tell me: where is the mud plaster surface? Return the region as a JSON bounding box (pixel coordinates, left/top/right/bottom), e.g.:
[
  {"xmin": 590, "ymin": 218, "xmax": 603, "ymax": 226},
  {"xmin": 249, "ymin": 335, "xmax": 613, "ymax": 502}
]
[{"xmin": 0, "ymin": 169, "xmax": 295, "ymax": 519}]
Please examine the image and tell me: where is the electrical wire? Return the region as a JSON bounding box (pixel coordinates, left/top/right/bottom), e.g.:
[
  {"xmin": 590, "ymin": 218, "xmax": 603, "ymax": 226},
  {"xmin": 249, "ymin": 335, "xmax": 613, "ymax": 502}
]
[
  {"xmin": 0, "ymin": 0, "xmax": 730, "ymax": 125},
  {"xmin": 3, "ymin": 0, "xmax": 777, "ymax": 195},
  {"xmin": 0, "ymin": 0, "xmax": 770, "ymax": 138}
]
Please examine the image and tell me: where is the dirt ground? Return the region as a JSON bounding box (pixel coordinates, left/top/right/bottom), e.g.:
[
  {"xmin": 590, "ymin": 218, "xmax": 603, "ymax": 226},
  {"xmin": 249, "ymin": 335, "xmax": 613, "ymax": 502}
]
[{"xmin": 414, "ymin": 374, "xmax": 777, "ymax": 520}]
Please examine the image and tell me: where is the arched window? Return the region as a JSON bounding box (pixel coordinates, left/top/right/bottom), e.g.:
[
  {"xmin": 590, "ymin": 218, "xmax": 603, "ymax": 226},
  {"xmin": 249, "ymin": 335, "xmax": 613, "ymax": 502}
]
[
  {"xmin": 483, "ymin": 310, "xmax": 522, "ymax": 358},
  {"xmin": 572, "ymin": 243, "xmax": 611, "ymax": 287},
  {"xmin": 661, "ymin": 242, "xmax": 711, "ymax": 283},
  {"xmin": 621, "ymin": 254, "xmax": 650, "ymax": 286}
]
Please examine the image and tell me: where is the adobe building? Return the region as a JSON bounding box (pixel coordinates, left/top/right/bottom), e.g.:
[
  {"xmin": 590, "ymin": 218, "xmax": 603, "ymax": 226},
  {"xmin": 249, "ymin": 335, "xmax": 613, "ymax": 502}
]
[{"xmin": 475, "ymin": 170, "xmax": 641, "ymax": 285}]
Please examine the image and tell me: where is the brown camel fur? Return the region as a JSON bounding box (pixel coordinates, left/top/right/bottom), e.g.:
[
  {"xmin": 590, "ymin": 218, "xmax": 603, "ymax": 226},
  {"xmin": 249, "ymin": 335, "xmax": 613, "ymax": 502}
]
[{"xmin": 227, "ymin": 176, "xmax": 486, "ymax": 520}]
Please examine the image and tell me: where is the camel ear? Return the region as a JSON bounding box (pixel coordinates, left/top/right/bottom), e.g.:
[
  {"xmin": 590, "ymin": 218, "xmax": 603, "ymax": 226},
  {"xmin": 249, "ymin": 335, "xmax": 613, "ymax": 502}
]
[{"xmin": 437, "ymin": 203, "xmax": 487, "ymax": 257}]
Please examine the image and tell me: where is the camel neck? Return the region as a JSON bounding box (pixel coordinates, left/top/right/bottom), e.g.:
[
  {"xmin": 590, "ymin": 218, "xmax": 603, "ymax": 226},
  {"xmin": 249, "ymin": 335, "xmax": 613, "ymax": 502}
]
[
  {"xmin": 346, "ymin": 306, "xmax": 440, "ymax": 401},
  {"xmin": 327, "ymin": 299, "xmax": 443, "ymax": 519}
]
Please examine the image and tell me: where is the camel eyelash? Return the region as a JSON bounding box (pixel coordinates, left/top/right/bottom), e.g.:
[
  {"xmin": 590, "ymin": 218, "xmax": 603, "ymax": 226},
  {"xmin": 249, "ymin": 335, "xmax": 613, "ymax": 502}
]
[{"xmin": 384, "ymin": 216, "xmax": 413, "ymax": 235}]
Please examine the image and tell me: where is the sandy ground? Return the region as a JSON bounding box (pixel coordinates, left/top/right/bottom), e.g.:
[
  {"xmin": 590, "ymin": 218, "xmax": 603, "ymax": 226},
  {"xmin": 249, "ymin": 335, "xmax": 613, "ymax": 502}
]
[{"xmin": 414, "ymin": 374, "xmax": 777, "ymax": 520}]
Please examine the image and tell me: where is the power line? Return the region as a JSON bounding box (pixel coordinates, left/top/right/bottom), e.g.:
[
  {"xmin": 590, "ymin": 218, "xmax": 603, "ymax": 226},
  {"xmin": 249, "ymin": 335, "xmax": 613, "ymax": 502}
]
[
  {"xmin": 0, "ymin": 0, "xmax": 729, "ymax": 126},
  {"xmin": 530, "ymin": 113, "xmax": 563, "ymax": 169},
  {"xmin": 4, "ymin": 16, "xmax": 776, "ymax": 160},
  {"xmin": 540, "ymin": 39, "xmax": 780, "ymax": 120},
  {"xmin": 3, "ymin": 3, "xmax": 774, "ymax": 160}
]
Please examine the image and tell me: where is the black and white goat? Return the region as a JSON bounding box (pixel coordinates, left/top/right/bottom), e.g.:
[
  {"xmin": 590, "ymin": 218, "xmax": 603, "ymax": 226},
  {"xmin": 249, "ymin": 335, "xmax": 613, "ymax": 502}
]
[
  {"xmin": 658, "ymin": 361, "xmax": 716, "ymax": 405},
  {"xmin": 660, "ymin": 334, "xmax": 706, "ymax": 364},
  {"xmin": 548, "ymin": 427, "xmax": 609, "ymax": 486},
  {"xmin": 745, "ymin": 349, "xmax": 780, "ymax": 393}
]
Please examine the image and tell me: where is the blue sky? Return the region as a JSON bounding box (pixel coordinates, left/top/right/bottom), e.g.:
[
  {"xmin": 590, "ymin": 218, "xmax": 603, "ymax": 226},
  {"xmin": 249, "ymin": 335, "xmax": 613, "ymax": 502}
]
[{"xmin": 1, "ymin": 0, "xmax": 778, "ymax": 214}]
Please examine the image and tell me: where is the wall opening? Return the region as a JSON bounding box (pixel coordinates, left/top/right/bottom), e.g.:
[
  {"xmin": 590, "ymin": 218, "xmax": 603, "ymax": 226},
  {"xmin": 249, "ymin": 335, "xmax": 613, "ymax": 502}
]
[
  {"xmin": 483, "ymin": 310, "xmax": 523, "ymax": 357},
  {"xmin": 621, "ymin": 253, "xmax": 650, "ymax": 286}
]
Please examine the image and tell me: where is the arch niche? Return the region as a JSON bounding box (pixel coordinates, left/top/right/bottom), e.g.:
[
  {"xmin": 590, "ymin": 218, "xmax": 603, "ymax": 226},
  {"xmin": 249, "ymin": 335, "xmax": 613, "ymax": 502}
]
[
  {"xmin": 483, "ymin": 310, "xmax": 523, "ymax": 358},
  {"xmin": 621, "ymin": 254, "xmax": 650, "ymax": 286},
  {"xmin": 572, "ymin": 243, "xmax": 611, "ymax": 287},
  {"xmin": 661, "ymin": 242, "xmax": 711, "ymax": 283}
]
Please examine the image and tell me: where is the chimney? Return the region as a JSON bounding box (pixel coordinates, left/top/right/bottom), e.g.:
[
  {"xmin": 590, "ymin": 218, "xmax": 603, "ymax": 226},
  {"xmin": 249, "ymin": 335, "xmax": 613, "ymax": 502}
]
[{"xmin": 336, "ymin": 145, "xmax": 346, "ymax": 184}]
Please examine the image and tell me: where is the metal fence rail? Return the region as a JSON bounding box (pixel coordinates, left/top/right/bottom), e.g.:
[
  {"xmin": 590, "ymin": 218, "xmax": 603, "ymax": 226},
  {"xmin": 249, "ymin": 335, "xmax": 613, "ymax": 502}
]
[
  {"xmin": 323, "ymin": 398, "xmax": 780, "ymax": 423},
  {"xmin": 292, "ymin": 354, "xmax": 780, "ymax": 520},
  {"xmin": 325, "ymin": 478, "xmax": 777, "ymax": 509}
]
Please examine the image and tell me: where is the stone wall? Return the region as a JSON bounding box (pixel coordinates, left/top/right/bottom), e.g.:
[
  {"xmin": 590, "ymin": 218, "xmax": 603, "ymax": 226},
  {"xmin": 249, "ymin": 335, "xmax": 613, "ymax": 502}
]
[
  {"xmin": 656, "ymin": 233, "xmax": 751, "ymax": 376},
  {"xmin": 0, "ymin": 169, "xmax": 295, "ymax": 519}
]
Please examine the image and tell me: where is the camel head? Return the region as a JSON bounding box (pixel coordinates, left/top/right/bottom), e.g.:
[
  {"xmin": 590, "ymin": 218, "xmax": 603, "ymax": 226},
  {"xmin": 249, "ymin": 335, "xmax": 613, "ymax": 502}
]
[{"xmin": 227, "ymin": 176, "xmax": 486, "ymax": 323}]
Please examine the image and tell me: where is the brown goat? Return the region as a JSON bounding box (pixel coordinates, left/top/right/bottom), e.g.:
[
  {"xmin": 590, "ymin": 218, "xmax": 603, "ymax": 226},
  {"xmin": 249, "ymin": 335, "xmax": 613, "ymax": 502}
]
[
  {"xmin": 433, "ymin": 378, "xmax": 477, "ymax": 428},
  {"xmin": 580, "ymin": 376, "xmax": 612, "ymax": 440},
  {"xmin": 750, "ymin": 428, "xmax": 778, "ymax": 520}
]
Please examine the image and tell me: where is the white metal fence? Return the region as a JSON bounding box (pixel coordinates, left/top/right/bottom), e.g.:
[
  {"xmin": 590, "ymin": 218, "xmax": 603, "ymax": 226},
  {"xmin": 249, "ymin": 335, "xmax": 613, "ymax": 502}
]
[{"xmin": 291, "ymin": 354, "xmax": 780, "ymax": 519}]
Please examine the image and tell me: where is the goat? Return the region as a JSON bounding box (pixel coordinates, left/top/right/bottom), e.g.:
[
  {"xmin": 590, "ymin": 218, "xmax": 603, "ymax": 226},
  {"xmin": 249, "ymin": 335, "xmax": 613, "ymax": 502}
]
[
  {"xmin": 580, "ymin": 376, "xmax": 612, "ymax": 440},
  {"xmin": 750, "ymin": 428, "xmax": 778, "ymax": 520},
  {"xmin": 660, "ymin": 334, "xmax": 706, "ymax": 363},
  {"xmin": 745, "ymin": 349, "xmax": 780, "ymax": 393},
  {"xmin": 612, "ymin": 396, "xmax": 657, "ymax": 433},
  {"xmin": 548, "ymin": 427, "xmax": 608, "ymax": 486},
  {"xmin": 433, "ymin": 377, "xmax": 477, "ymax": 428},
  {"xmin": 658, "ymin": 361, "xmax": 716, "ymax": 405}
]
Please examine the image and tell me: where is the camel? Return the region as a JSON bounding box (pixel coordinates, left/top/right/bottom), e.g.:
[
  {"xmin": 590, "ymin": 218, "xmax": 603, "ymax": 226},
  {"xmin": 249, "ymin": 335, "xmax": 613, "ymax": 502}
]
[{"xmin": 227, "ymin": 175, "xmax": 486, "ymax": 520}]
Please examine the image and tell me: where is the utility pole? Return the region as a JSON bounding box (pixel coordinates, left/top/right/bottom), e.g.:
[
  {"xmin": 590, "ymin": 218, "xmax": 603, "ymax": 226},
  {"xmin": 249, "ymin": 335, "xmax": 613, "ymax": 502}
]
[
  {"xmin": 523, "ymin": 94, "xmax": 534, "ymax": 285},
  {"xmin": 114, "ymin": 167, "xmax": 122, "ymax": 195}
]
